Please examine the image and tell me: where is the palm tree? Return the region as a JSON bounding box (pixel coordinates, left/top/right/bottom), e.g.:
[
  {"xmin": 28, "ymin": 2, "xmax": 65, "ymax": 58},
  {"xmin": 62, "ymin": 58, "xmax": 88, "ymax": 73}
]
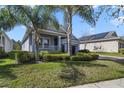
[
  {"xmin": 0, "ymin": 5, "xmax": 59, "ymax": 60},
  {"xmin": 49, "ymin": 5, "xmax": 103, "ymax": 56}
]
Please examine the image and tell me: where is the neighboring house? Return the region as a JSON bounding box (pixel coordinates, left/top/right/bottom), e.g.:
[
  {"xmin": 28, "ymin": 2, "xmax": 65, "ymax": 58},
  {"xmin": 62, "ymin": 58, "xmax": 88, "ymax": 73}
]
[
  {"xmin": 22, "ymin": 28, "xmax": 79, "ymax": 54},
  {"xmin": 0, "ymin": 31, "xmax": 13, "ymax": 52},
  {"xmin": 79, "ymin": 31, "xmax": 124, "ymax": 52}
]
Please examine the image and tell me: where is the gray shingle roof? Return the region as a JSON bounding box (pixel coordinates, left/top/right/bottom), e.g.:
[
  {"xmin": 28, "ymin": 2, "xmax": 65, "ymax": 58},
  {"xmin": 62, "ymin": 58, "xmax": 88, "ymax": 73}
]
[
  {"xmin": 79, "ymin": 31, "xmax": 118, "ymax": 41},
  {"xmin": 120, "ymin": 36, "xmax": 124, "ymax": 40},
  {"xmin": 22, "ymin": 28, "xmax": 79, "ymax": 44}
]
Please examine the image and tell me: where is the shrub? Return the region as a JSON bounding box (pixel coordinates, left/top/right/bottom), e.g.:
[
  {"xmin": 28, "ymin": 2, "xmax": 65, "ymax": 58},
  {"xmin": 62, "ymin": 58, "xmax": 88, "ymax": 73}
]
[
  {"xmin": 78, "ymin": 49, "xmax": 90, "ymax": 53},
  {"xmin": 43, "ymin": 54, "xmax": 70, "ymax": 62},
  {"xmin": 62, "ymin": 55, "xmax": 70, "ymax": 61},
  {"xmin": 71, "ymin": 56, "xmax": 92, "ymax": 61},
  {"xmin": 17, "ymin": 51, "xmax": 35, "ymax": 64},
  {"xmin": 76, "ymin": 52, "xmax": 86, "ymax": 56},
  {"xmin": 39, "ymin": 51, "xmax": 48, "ymax": 56},
  {"xmin": 71, "ymin": 53, "xmax": 99, "ymax": 61},
  {"xmin": 119, "ymin": 48, "xmax": 124, "ymax": 54},
  {"xmin": 90, "ymin": 53, "xmax": 99, "ymax": 60},
  {"xmin": 49, "ymin": 50, "xmax": 63, "ymax": 54},
  {"xmin": 39, "ymin": 51, "xmax": 49, "ymax": 59},
  {"xmin": 71, "ymin": 56, "xmax": 84, "ymax": 61},
  {"xmin": 8, "ymin": 50, "xmax": 21, "ymax": 59},
  {"xmin": 0, "ymin": 49, "xmax": 8, "ymax": 58}
]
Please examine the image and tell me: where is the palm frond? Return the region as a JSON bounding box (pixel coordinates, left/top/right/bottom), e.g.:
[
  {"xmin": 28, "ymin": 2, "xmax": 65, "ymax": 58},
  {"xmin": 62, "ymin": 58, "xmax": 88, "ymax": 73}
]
[
  {"xmin": 0, "ymin": 6, "xmax": 18, "ymax": 31},
  {"xmin": 76, "ymin": 5, "xmax": 96, "ymax": 26},
  {"xmin": 106, "ymin": 5, "xmax": 124, "ymax": 18}
]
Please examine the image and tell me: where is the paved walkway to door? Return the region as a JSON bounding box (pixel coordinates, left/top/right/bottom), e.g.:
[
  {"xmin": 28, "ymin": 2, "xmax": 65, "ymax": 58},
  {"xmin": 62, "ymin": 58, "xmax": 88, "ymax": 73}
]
[{"xmin": 71, "ymin": 78, "xmax": 124, "ymax": 88}]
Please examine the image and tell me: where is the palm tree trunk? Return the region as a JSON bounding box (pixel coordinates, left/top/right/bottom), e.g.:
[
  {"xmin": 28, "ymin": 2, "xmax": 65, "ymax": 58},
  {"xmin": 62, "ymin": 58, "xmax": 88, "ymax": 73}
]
[
  {"xmin": 67, "ymin": 8, "xmax": 72, "ymax": 56},
  {"xmin": 32, "ymin": 28, "xmax": 40, "ymax": 61},
  {"xmin": 35, "ymin": 31, "xmax": 40, "ymax": 61},
  {"xmin": 35, "ymin": 42, "xmax": 39, "ymax": 61}
]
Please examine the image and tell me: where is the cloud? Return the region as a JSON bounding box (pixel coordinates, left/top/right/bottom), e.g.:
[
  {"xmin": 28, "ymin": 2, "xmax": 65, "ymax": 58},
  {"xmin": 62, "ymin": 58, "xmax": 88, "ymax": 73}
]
[
  {"xmin": 89, "ymin": 27, "xmax": 95, "ymax": 31},
  {"xmin": 82, "ymin": 27, "xmax": 95, "ymax": 36},
  {"xmin": 111, "ymin": 16, "xmax": 124, "ymax": 26},
  {"xmin": 93, "ymin": 5, "xmax": 99, "ymax": 9},
  {"xmin": 19, "ymin": 25, "xmax": 26, "ymax": 29}
]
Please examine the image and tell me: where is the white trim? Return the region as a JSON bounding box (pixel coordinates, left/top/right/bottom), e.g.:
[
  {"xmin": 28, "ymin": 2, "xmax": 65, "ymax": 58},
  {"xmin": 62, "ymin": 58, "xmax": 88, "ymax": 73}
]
[
  {"xmin": 38, "ymin": 29, "xmax": 67, "ymax": 36},
  {"xmin": 58, "ymin": 36, "xmax": 61, "ymax": 50}
]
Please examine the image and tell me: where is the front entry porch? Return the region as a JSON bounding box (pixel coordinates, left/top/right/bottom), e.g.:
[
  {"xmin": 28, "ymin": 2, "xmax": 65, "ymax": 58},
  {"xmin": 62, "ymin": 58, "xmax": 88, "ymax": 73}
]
[{"xmin": 38, "ymin": 35, "xmax": 67, "ymax": 52}]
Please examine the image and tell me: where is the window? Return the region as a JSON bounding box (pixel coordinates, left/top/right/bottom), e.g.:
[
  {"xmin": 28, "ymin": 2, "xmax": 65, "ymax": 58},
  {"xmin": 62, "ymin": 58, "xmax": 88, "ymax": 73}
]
[
  {"xmin": 44, "ymin": 38, "xmax": 49, "ymax": 48},
  {"xmin": 40, "ymin": 37, "xmax": 50, "ymax": 48},
  {"xmin": 39, "ymin": 38, "xmax": 43, "ymax": 45}
]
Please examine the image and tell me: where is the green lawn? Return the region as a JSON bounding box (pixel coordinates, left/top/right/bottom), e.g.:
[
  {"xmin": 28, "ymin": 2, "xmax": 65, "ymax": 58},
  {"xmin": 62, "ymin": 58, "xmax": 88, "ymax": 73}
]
[
  {"xmin": 0, "ymin": 58, "xmax": 124, "ymax": 88},
  {"xmin": 93, "ymin": 52, "xmax": 124, "ymax": 57}
]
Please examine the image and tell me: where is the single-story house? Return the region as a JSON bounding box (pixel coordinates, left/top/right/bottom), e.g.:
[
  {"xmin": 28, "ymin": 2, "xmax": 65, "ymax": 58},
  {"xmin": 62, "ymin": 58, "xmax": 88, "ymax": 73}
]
[
  {"xmin": 79, "ymin": 31, "xmax": 124, "ymax": 52},
  {"xmin": 0, "ymin": 31, "xmax": 13, "ymax": 52},
  {"xmin": 22, "ymin": 28, "xmax": 79, "ymax": 54}
]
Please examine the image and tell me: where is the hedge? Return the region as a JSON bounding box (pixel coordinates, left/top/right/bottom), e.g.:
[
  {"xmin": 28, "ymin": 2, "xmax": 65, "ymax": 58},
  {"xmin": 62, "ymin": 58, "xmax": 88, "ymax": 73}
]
[
  {"xmin": 43, "ymin": 53, "xmax": 99, "ymax": 62},
  {"xmin": 71, "ymin": 53, "xmax": 99, "ymax": 61},
  {"xmin": 119, "ymin": 48, "xmax": 124, "ymax": 54},
  {"xmin": 43, "ymin": 54, "xmax": 70, "ymax": 62},
  {"xmin": 71, "ymin": 56, "xmax": 91, "ymax": 61},
  {"xmin": 8, "ymin": 50, "xmax": 35, "ymax": 64},
  {"xmin": 8, "ymin": 50, "xmax": 21, "ymax": 59},
  {"xmin": 0, "ymin": 49, "xmax": 8, "ymax": 59},
  {"xmin": 49, "ymin": 50, "xmax": 63, "ymax": 54},
  {"xmin": 16, "ymin": 51, "xmax": 35, "ymax": 64},
  {"xmin": 90, "ymin": 54, "xmax": 99, "ymax": 60},
  {"xmin": 78, "ymin": 49, "xmax": 90, "ymax": 53},
  {"xmin": 39, "ymin": 51, "xmax": 49, "ymax": 59}
]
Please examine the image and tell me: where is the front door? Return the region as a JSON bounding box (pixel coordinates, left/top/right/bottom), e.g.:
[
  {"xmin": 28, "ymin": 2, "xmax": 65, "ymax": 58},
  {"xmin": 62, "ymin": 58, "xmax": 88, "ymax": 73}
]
[
  {"xmin": 72, "ymin": 46, "xmax": 76, "ymax": 55},
  {"xmin": 61, "ymin": 44, "xmax": 65, "ymax": 52}
]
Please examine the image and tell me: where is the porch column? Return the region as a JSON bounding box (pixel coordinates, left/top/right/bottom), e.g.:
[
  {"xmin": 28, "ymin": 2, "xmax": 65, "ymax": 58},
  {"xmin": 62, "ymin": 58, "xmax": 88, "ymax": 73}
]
[
  {"xmin": 42, "ymin": 37, "xmax": 44, "ymax": 49},
  {"xmin": 58, "ymin": 36, "xmax": 61, "ymax": 50}
]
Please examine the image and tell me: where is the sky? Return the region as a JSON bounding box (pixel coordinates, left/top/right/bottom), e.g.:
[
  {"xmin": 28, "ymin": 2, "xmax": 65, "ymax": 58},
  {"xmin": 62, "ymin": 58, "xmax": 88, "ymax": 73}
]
[{"xmin": 6, "ymin": 6, "xmax": 124, "ymax": 41}]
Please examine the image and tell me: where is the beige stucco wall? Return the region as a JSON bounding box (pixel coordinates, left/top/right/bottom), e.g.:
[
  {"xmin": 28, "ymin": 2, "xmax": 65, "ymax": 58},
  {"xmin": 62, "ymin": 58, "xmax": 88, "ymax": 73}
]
[{"xmin": 80, "ymin": 40, "xmax": 119, "ymax": 52}]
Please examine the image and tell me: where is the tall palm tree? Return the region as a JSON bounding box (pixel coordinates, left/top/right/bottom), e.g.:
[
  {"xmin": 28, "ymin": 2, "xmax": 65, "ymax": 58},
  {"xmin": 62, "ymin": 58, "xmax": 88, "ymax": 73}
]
[
  {"xmin": 49, "ymin": 5, "xmax": 103, "ymax": 56},
  {"xmin": 0, "ymin": 5, "xmax": 59, "ymax": 60}
]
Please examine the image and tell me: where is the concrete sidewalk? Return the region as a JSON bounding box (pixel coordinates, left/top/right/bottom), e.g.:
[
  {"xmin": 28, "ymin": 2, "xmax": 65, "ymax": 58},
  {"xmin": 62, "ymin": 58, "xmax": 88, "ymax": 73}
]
[
  {"xmin": 71, "ymin": 78, "xmax": 124, "ymax": 88},
  {"xmin": 99, "ymin": 55, "xmax": 124, "ymax": 63}
]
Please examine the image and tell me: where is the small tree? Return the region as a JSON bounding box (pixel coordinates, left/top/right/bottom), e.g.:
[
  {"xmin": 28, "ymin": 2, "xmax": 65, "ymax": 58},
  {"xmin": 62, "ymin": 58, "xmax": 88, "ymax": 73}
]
[{"xmin": 12, "ymin": 39, "xmax": 21, "ymax": 50}]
